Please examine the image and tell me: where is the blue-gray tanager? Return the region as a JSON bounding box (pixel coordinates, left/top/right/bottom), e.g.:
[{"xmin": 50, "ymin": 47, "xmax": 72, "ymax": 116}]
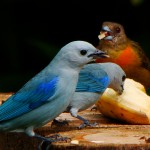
[
  {"xmin": 54, "ymin": 62, "xmax": 126, "ymax": 129},
  {"xmin": 0, "ymin": 41, "xmax": 109, "ymax": 144}
]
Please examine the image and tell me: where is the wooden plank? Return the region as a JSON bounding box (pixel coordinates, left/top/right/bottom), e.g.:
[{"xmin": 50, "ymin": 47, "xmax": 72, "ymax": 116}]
[{"xmin": 1, "ymin": 93, "xmax": 150, "ymax": 150}]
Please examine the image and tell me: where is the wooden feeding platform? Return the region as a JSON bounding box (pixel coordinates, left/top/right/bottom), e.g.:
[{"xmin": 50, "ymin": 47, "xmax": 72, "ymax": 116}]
[{"xmin": 0, "ymin": 93, "xmax": 150, "ymax": 150}]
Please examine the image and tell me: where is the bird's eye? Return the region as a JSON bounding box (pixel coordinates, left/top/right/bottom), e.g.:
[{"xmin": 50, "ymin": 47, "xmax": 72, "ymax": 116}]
[
  {"xmin": 122, "ymin": 75, "xmax": 126, "ymax": 81},
  {"xmin": 115, "ymin": 27, "xmax": 121, "ymax": 33},
  {"xmin": 80, "ymin": 50, "xmax": 87, "ymax": 55}
]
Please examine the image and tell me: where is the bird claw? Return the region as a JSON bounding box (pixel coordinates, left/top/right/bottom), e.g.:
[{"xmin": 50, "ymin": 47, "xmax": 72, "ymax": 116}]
[
  {"xmin": 38, "ymin": 140, "xmax": 50, "ymax": 150},
  {"xmin": 78, "ymin": 122, "xmax": 98, "ymax": 129},
  {"xmin": 47, "ymin": 134, "xmax": 71, "ymax": 142},
  {"xmin": 47, "ymin": 133, "xmax": 63, "ymax": 139},
  {"xmin": 38, "ymin": 134, "xmax": 71, "ymax": 150},
  {"xmin": 51, "ymin": 119, "xmax": 69, "ymax": 128}
]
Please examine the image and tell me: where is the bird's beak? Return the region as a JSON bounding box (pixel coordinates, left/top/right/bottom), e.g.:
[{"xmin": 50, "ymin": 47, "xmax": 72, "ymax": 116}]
[
  {"xmin": 102, "ymin": 26, "xmax": 112, "ymax": 32},
  {"xmin": 117, "ymin": 89, "xmax": 123, "ymax": 95},
  {"xmin": 88, "ymin": 50, "xmax": 109, "ymax": 59},
  {"xmin": 117, "ymin": 85, "xmax": 124, "ymax": 95},
  {"xmin": 98, "ymin": 26, "xmax": 113, "ymax": 40}
]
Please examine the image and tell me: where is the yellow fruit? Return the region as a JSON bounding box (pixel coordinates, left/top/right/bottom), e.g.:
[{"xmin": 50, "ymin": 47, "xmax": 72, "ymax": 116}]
[{"xmin": 96, "ymin": 78, "xmax": 150, "ymax": 124}]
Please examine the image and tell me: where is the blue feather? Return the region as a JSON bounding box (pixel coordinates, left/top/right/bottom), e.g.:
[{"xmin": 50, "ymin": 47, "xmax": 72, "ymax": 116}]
[
  {"xmin": 0, "ymin": 76, "xmax": 59, "ymax": 121},
  {"xmin": 29, "ymin": 78, "xmax": 58, "ymax": 109},
  {"xmin": 75, "ymin": 64, "xmax": 110, "ymax": 93}
]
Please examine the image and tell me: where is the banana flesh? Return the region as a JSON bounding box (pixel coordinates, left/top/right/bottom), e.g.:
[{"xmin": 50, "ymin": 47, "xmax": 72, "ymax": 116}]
[{"xmin": 96, "ymin": 78, "xmax": 150, "ymax": 124}]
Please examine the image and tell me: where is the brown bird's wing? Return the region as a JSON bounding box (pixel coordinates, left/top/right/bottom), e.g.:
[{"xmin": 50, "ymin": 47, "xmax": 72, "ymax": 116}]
[{"xmin": 131, "ymin": 41, "xmax": 150, "ymax": 71}]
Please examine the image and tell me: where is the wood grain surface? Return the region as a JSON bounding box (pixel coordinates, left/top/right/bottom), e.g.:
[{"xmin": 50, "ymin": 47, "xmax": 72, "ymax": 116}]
[{"xmin": 0, "ymin": 93, "xmax": 150, "ymax": 150}]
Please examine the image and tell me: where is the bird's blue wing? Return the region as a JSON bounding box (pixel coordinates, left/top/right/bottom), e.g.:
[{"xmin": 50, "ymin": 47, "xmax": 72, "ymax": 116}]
[
  {"xmin": 0, "ymin": 76, "xmax": 59, "ymax": 121},
  {"xmin": 76, "ymin": 65, "xmax": 110, "ymax": 93}
]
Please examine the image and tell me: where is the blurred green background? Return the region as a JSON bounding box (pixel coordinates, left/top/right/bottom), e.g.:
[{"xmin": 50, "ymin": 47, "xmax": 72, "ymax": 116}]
[{"xmin": 0, "ymin": 0, "xmax": 150, "ymax": 92}]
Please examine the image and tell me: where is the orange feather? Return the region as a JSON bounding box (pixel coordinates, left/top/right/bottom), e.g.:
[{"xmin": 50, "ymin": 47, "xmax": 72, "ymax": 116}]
[{"xmin": 97, "ymin": 45, "xmax": 141, "ymax": 67}]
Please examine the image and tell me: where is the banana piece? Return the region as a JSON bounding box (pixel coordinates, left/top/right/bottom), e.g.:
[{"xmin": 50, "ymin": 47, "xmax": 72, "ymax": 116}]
[
  {"xmin": 96, "ymin": 78, "xmax": 150, "ymax": 124},
  {"xmin": 98, "ymin": 32, "xmax": 107, "ymax": 40}
]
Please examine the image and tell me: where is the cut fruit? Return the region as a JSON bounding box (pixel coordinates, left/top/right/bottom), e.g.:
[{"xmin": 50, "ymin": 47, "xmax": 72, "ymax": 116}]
[{"xmin": 96, "ymin": 78, "xmax": 150, "ymax": 124}]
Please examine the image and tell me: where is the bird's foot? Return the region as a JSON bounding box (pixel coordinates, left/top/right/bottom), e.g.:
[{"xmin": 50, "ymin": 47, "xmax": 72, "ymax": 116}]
[
  {"xmin": 76, "ymin": 115, "xmax": 98, "ymax": 129},
  {"xmin": 49, "ymin": 134, "xmax": 71, "ymax": 140},
  {"xmin": 46, "ymin": 134, "xmax": 70, "ymax": 142},
  {"xmin": 78, "ymin": 121, "xmax": 98, "ymax": 129},
  {"xmin": 38, "ymin": 134, "xmax": 71, "ymax": 150},
  {"xmin": 51, "ymin": 119, "xmax": 69, "ymax": 128}
]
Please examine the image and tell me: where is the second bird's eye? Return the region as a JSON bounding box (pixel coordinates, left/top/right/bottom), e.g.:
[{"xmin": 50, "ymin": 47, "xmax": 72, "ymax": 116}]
[
  {"xmin": 115, "ymin": 27, "xmax": 121, "ymax": 33},
  {"xmin": 80, "ymin": 50, "xmax": 87, "ymax": 55}
]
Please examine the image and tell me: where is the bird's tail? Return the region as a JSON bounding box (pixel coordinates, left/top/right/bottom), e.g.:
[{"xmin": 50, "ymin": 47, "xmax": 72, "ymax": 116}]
[
  {"xmin": 0, "ymin": 122, "xmax": 9, "ymax": 132},
  {"xmin": 0, "ymin": 124, "xmax": 4, "ymax": 132}
]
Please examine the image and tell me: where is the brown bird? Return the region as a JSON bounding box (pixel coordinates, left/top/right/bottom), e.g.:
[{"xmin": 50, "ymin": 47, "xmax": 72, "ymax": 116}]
[{"xmin": 96, "ymin": 21, "xmax": 150, "ymax": 91}]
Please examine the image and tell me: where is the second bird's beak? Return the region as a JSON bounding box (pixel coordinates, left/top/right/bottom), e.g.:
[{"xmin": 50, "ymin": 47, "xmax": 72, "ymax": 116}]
[
  {"xmin": 88, "ymin": 50, "xmax": 109, "ymax": 59},
  {"xmin": 98, "ymin": 26, "xmax": 113, "ymax": 40}
]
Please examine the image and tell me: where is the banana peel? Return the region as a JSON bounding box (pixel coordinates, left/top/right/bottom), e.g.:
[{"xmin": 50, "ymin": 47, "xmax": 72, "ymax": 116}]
[{"xmin": 96, "ymin": 78, "xmax": 150, "ymax": 124}]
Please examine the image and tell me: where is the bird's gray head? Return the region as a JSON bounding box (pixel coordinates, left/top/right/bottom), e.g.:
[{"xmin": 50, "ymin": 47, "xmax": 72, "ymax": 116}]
[
  {"xmin": 99, "ymin": 63, "xmax": 126, "ymax": 94},
  {"xmin": 98, "ymin": 22, "xmax": 128, "ymax": 47},
  {"xmin": 57, "ymin": 41, "xmax": 109, "ymax": 69}
]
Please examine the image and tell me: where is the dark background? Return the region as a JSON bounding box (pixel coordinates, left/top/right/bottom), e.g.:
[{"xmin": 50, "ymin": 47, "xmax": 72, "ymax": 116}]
[{"xmin": 0, "ymin": 0, "xmax": 150, "ymax": 92}]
